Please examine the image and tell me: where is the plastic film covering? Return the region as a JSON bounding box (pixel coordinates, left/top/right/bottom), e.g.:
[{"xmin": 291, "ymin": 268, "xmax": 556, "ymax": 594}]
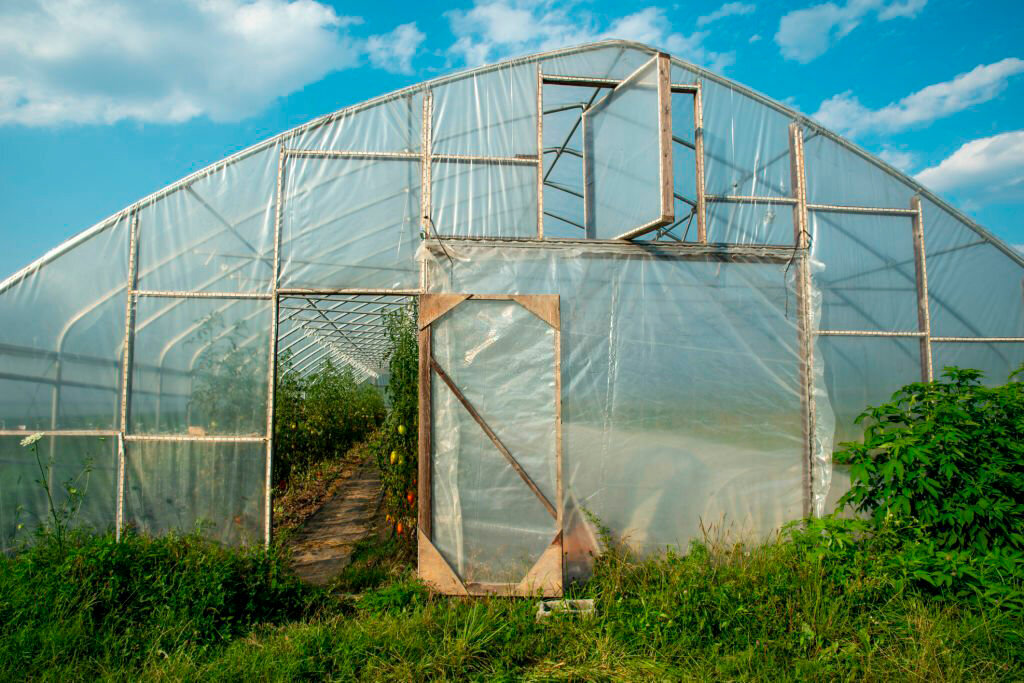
[
  {"xmin": 932, "ymin": 343, "xmax": 1024, "ymax": 384},
  {"xmin": 137, "ymin": 147, "xmax": 276, "ymax": 294},
  {"xmin": 130, "ymin": 298, "xmax": 270, "ymax": 435},
  {"xmin": 431, "ymin": 300, "xmax": 557, "ymax": 583},
  {"xmin": 431, "ymin": 161, "xmax": 537, "ymax": 238},
  {"xmin": 802, "ymin": 133, "xmax": 916, "ymax": 208},
  {"xmin": 542, "ymin": 44, "xmax": 655, "ymax": 80},
  {"xmin": 288, "ymin": 92, "xmax": 422, "ymax": 153},
  {"xmin": 124, "ymin": 440, "xmax": 264, "ymax": 545},
  {"xmin": 583, "ymin": 57, "xmax": 664, "ymax": 238},
  {"xmin": 422, "ymin": 243, "xmax": 813, "ymax": 577},
  {"xmin": 0, "ymin": 215, "xmax": 128, "ymax": 430},
  {"xmin": 1, "ymin": 435, "xmax": 117, "ymax": 551},
  {"xmin": 921, "ymin": 198, "xmax": 1024, "ymax": 339},
  {"xmin": 811, "ymin": 212, "xmax": 918, "ymax": 331},
  {"xmin": 280, "ymin": 156, "xmax": 420, "ymax": 290}
]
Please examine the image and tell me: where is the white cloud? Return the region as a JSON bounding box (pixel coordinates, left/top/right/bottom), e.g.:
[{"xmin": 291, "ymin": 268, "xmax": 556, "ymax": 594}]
[
  {"xmin": 916, "ymin": 131, "xmax": 1024, "ymax": 195},
  {"xmin": 775, "ymin": 0, "xmax": 927, "ymax": 63},
  {"xmin": 697, "ymin": 2, "xmax": 756, "ymax": 27},
  {"xmin": 812, "ymin": 58, "xmax": 1024, "ymax": 138},
  {"xmin": 876, "ymin": 146, "xmax": 916, "ymax": 172},
  {"xmin": 749, "ymin": 34, "xmax": 762, "ymax": 43},
  {"xmin": 0, "ymin": 1, "xmax": 425, "ymax": 127},
  {"xmin": 366, "ymin": 22, "xmax": 426, "ymax": 75},
  {"xmin": 447, "ymin": 2, "xmax": 736, "ymax": 73}
]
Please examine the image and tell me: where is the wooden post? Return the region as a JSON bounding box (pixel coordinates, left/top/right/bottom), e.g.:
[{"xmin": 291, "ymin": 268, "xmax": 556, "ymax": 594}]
[
  {"xmin": 417, "ymin": 324, "xmax": 432, "ymax": 539},
  {"xmin": 911, "ymin": 196, "xmax": 933, "ymax": 381},
  {"xmin": 789, "ymin": 123, "xmax": 815, "ymax": 518},
  {"xmin": 693, "ymin": 82, "xmax": 707, "ymax": 242}
]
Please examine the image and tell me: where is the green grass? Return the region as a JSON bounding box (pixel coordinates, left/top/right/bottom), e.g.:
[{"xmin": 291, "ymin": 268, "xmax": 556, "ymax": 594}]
[{"xmin": 1, "ymin": 527, "xmax": 1020, "ymax": 682}]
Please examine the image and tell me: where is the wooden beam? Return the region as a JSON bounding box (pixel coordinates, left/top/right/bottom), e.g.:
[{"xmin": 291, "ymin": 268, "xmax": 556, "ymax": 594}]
[
  {"xmin": 417, "ymin": 530, "xmax": 467, "ymax": 595},
  {"xmin": 430, "ymin": 357, "xmax": 558, "ymax": 520},
  {"xmin": 657, "ymin": 52, "xmax": 674, "ymax": 228},
  {"xmin": 417, "ymin": 325, "xmax": 432, "ymax": 538},
  {"xmin": 517, "ymin": 531, "xmax": 563, "ymax": 597},
  {"xmin": 511, "ymin": 294, "xmax": 560, "ymax": 329},
  {"xmin": 419, "ymin": 293, "xmax": 469, "ymax": 328}
]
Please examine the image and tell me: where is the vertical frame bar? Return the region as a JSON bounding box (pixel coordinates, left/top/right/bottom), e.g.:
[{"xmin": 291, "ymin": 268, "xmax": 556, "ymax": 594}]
[
  {"xmin": 116, "ymin": 210, "xmax": 140, "ymax": 540},
  {"xmin": 657, "ymin": 53, "xmax": 674, "ymax": 225},
  {"xmin": 536, "ymin": 63, "xmax": 544, "ymax": 239},
  {"xmin": 911, "ymin": 196, "xmax": 933, "ymax": 381},
  {"xmin": 789, "ymin": 123, "xmax": 815, "ymax": 518},
  {"xmin": 264, "ymin": 144, "xmax": 286, "ymax": 547},
  {"xmin": 552, "ymin": 304, "xmax": 563, "ymax": 577},
  {"xmin": 693, "ymin": 82, "xmax": 707, "ymax": 243},
  {"xmin": 421, "ymin": 91, "xmax": 433, "ymax": 237},
  {"xmin": 417, "ymin": 324, "xmax": 432, "ymax": 538}
]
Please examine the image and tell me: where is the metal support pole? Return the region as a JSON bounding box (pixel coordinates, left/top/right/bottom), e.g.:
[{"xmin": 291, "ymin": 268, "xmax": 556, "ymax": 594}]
[
  {"xmin": 911, "ymin": 196, "xmax": 933, "ymax": 381},
  {"xmin": 789, "ymin": 123, "xmax": 815, "ymax": 518},
  {"xmin": 264, "ymin": 144, "xmax": 286, "ymax": 547},
  {"xmin": 536, "ymin": 63, "xmax": 544, "ymax": 239},
  {"xmin": 116, "ymin": 211, "xmax": 140, "ymax": 540}
]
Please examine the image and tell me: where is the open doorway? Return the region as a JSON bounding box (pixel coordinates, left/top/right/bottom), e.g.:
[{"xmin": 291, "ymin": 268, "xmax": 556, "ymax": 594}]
[{"xmin": 271, "ymin": 292, "xmax": 418, "ymax": 584}]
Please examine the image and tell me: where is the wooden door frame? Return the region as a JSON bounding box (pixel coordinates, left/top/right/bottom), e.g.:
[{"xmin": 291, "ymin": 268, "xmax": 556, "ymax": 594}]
[{"xmin": 417, "ymin": 293, "xmax": 563, "ymax": 596}]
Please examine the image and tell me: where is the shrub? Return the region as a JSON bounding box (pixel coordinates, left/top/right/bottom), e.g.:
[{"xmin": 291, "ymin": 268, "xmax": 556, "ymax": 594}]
[
  {"xmin": 274, "ymin": 354, "xmax": 386, "ymax": 484},
  {"xmin": 835, "ymin": 366, "xmax": 1024, "ymax": 553},
  {"xmin": 0, "ymin": 529, "xmax": 316, "ymax": 675},
  {"xmin": 372, "ymin": 301, "xmax": 419, "ymax": 543},
  {"xmin": 831, "ymin": 365, "xmax": 1024, "ymax": 612}
]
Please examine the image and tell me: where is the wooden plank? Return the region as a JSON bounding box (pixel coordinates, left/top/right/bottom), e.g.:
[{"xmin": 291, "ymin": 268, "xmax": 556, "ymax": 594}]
[
  {"xmin": 511, "ymin": 294, "xmax": 560, "ymax": 329},
  {"xmin": 517, "ymin": 531, "xmax": 563, "ymax": 597},
  {"xmin": 419, "ymin": 293, "xmax": 469, "ymax": 328},
  {"xmin": 418, "ymin": 530, "xmax": 467, "ymax": 595},
  {"xmin": 788, "ymin": 123, "xmax": 815, "ymax": 519},
  {"xmin": 657, "ymin": 52, "xmax": 674, "ymax": 226},
  {"xmin": 693, "ymin": 83, "xmax": 707, "ymax": 242},
  {"xmin": 417, "ymin": 325, "xmax": 432, "ymax": 538},
  {"xmin": 430, "ymin": 357, "xmax": 558, "ymax": 520}
]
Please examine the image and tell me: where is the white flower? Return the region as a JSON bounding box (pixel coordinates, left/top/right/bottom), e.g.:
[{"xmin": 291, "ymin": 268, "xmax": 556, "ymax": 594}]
[{"xmin": 20, "ymin": 432, "xmax": 44, "ymax": 447}]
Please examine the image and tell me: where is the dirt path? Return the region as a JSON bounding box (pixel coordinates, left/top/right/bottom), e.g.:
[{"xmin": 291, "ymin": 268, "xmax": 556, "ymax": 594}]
[{"xmin": 288, "ymin": 457, "xmax": 383, "ymax": 586}]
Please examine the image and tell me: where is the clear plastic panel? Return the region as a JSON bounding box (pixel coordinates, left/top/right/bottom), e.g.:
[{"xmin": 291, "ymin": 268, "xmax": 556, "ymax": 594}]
[
  {"xmin": 430, "ymin": 299, "xmax": 557, "ymax": 584},
  {"xmin": 137, "ymin": 147, "xmax": 276, "ymax": 294},
  {"xmin": 707, "ymin": 200, "xmax": 795, "ymax": 245},
  {"xmin": 0, "ymin": 436, "xmax": 117, "ymax": 551},
  {"xmin": 818, "ymin": 335, "xmax": 922, "ymax": 447},
  {"xmin": 700, "ymin": 78, "xmax": 793, "ymax": 198},
  {"xmin": 583, "ymin": 58, "xmax": 666, "ymax": 238},
  {"xmin": 289, "ymin": 92, "xmax": 422, "ymax": 153},
  {"xmin": 922, "ymin": 199, "xmax": 1024, "ymax": 337},
  {"xmin": 431, "ymin": 161, "xmax": 537, "ymax": 238},
  {"xmin": 0, "ymin": 215, "xmax": 128, "ymax": 430},
  {"xmin": 124, "ymin": 440, "xmax": 264, "ymax": 545},
  {"xmin": 433, "ymin": 64, "xmax": 536, "ymax": 158},
  {"xmin": 541, "ymin": 44, "xmax": 655, "ymax": 80},
  {"xmin": 130, "ymin": 298, "xmax": 270, "ymax": 435},
  {"xmin": 423, "ymin": 244, "xmax": 808, "ymax": 576},
  {"xmin": 932, "ymin": 342, "xmax": 1024, "ymax": 384},
  {"xmin": 811, "ymin": 211, "xmax": 919, "ymax": 331},
  {"xmin": 279, "ymin": 157, "xmax": 420, "ymax": 290},
  {"xmin": 803, "ymin": 133, "xmax": 916, "ymax": 208}
]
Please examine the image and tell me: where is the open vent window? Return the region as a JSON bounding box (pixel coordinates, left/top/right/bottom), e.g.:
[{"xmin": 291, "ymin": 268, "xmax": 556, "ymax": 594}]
[{"xmin": 541, "ymin": 53, "xmax": 699, "ymax": 242}]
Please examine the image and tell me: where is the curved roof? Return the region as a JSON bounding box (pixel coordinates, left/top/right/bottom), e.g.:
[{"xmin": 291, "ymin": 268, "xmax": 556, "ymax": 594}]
[{"xmin": 2, "ymin": 39, "xmax": 1020, "ymax": 294}]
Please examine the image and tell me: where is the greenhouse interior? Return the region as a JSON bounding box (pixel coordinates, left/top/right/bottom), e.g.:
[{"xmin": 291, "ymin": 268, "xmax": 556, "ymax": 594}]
[{"xmin": 1, "ymin": 40, "xmax": 1021, "ymax": 596}]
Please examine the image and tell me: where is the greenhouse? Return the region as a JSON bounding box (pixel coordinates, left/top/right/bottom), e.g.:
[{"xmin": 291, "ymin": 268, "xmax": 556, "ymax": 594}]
[{"xmin": 1, "ymin": 40, "xmax": 1021, "ymax": 597}]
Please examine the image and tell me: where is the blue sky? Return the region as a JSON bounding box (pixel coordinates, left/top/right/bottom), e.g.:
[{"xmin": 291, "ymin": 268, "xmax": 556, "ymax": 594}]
[{"xmin": 1, "ymin": 0, "xmax": 1022, "ymax": 278}]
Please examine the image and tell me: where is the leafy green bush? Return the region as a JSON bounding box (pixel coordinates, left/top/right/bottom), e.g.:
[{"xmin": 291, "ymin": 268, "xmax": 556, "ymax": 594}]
[
  {"xmin": 371, "ymin": 301, "xmax": 419, "ymax": 542},
  {"xmin": 830, "ymin": 366, "xmax": 1024, "ymax": 612},
  {"xmin": 836, "ymin": 366, "xmax": 1023, "ymax": 553},
  {"xmin": 0, "ymin": 529, "xmax": 316, "ymax": 676},
  {"xmin": 274, "ymin": 354, "xmax": 386, "ymax": 485}
]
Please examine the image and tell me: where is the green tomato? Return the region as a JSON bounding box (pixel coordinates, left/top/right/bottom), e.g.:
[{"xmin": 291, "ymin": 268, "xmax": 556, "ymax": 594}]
[{"xmin": 397, "ymin": 424, "xmax": 407, "ymax": 436}]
